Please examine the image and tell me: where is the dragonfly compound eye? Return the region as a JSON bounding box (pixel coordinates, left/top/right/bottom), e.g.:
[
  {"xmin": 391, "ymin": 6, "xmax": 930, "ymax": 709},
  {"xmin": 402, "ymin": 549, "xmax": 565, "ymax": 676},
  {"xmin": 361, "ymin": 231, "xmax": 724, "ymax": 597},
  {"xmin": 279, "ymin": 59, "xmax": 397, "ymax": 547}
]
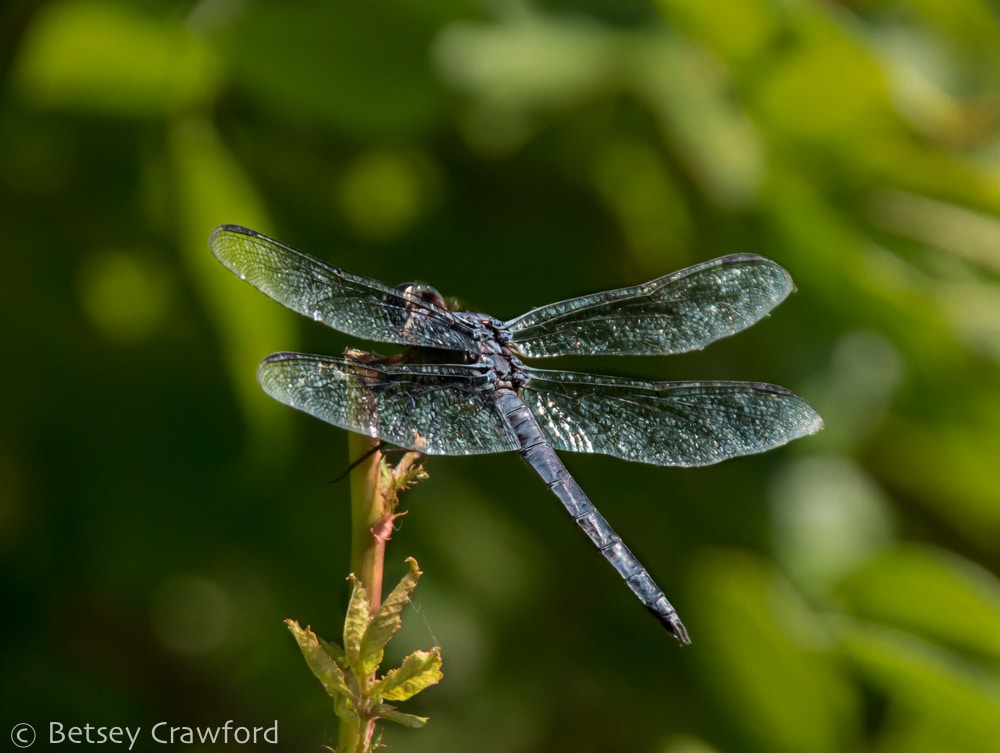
[{"xmin": 397, "ymin": 282, "xmax": 447, "ymax": 311}]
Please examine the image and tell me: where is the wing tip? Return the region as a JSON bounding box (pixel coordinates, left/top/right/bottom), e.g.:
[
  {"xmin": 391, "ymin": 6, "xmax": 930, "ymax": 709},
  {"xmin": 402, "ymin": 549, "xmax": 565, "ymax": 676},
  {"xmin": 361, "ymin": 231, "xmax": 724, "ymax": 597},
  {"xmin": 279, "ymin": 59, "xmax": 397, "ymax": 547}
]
[
  {"xmin": 778, "ymin": 387, "xmax": 824, "ymax": 439},
  {"xmin": 739, "ymin": 382, "xmax": 825, "ymax": 437},
  {"xmin": 717, "ymin": 253, "xmax": 796, "ymax": 303},
  {"xmin": 210, "ymin": 223, "xmax": 255, "ymax": 238},
  {"xmin": 209, "ymin": 224, "xmax": 251, "ymax": 265},
  {"xmin": 803, "ymin": 410, "xmax": 825, "ymax": 436},
  {"xmin": 208, "ymin": 224, "xmax": 262, "ymax": 257}
]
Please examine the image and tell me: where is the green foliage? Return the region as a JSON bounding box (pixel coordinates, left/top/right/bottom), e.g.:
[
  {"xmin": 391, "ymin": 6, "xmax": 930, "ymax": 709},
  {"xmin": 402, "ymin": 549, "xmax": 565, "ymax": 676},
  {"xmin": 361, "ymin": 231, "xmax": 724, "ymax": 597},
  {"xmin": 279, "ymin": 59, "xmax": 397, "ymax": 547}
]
[{"xmin": 287, "ymin": 559, "xmax": 442, "ymax": 749}]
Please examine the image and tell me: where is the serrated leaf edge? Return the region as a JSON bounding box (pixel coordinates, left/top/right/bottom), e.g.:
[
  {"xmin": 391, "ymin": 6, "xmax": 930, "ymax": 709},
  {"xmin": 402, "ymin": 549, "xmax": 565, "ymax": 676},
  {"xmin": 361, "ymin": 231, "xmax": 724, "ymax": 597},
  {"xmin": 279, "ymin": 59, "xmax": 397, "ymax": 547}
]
[
  {"xmin": 375, "ymin": 647, "xmax": 443, "ymax": 702},
  {"xmin": 286, "ymin": 620, "xmax": 353, "ymax": 700},
  {"xmin": 359, "ymin": 557, "xmax": 422, "ymax": 675},
  {"xmin": 343, "ymin": 574, "xmax": 370, "ymax": 671}
]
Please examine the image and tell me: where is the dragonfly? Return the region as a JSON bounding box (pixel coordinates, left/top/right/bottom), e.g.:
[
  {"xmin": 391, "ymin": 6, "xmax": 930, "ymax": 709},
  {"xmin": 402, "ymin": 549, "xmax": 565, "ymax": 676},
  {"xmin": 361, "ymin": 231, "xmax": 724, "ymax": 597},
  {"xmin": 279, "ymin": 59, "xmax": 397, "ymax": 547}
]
[{"xmin": 210, "ymin": 224, "xmax": 823, "ymax": 644}]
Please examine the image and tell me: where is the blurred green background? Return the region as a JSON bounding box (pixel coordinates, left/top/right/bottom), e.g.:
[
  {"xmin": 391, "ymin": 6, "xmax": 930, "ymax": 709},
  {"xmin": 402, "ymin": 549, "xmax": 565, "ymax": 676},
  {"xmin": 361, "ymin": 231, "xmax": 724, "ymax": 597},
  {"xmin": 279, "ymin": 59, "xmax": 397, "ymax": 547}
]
[{"xmin": 3, "ymin": 0, "xmax": 1000, "ymax": 751}]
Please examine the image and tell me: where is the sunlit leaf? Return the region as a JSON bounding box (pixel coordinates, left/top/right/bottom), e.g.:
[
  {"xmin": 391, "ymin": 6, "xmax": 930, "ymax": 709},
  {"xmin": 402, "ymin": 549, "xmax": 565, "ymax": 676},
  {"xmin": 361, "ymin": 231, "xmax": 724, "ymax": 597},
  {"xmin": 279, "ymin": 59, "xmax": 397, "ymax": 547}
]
[
  {"xmin": 343, "ymin": 575, "xmax": 371, "ymax": 672},
  {"xmin": 688, "ymin": 550, "xmax": 860, "ymax": 753},
  {"xmin": 837, "ymin": 545, "xmax": 1000, "ymax": 660},
  {"xmin": 752, "ymin": 7, "xmax": 892, "ymax": 142},
  {"xmin": 13, "ymin": 0, "xmax": 219, "ymax": 115},
  {"xmin": 360, "ymin": 558, "xmax": 422, "ymax": 676},
  {"xmin": 169, "ymin": 118, "xmax": 291, "ymax": 469},
  {"xmin": 333, "ymin": 692, "xmax": 358, "ymax": 725},
  {"xmin": 432, "ymin": 12, "xmax": 615, "ymax": 151},
  {"xmin": 657, "ymin": 0, "xmax": 778, "ymax": 65},
  {"xmin": 589, "ymin": 139, "xmax": 693, "ymax": 263},
  {"xmin": 375, "ymin": 648, "xmax": 443, "ymax": 702},
  {"xmin": 872, "ymin": 412, "xmax": 1000, "ymax": 550},
  {"xmin": 378, "ymin": 707, "xmax": 429, "ymax": 729},
  {"xmin": 286, "ymin": 620, "xmax": 353, "ymax": 700},
  {"xmin": 626, "ymin": 33, "xmax": 764, "ymax": 208},
  {"xmin": 840, "ymin": 623, "xmax": 1000, "ymax": 753}
]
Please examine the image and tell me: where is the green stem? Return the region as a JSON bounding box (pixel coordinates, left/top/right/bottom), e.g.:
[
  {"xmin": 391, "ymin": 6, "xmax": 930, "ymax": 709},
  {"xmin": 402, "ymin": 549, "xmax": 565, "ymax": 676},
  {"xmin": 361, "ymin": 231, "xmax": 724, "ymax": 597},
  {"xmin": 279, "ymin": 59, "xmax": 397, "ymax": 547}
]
[
  {"xmin": 342, "ymin": 433, "xmax": 387, "ymax": 753},
  {"xmin": 349, "ymin": 433, "xmax": 387, "ymax": 611}
]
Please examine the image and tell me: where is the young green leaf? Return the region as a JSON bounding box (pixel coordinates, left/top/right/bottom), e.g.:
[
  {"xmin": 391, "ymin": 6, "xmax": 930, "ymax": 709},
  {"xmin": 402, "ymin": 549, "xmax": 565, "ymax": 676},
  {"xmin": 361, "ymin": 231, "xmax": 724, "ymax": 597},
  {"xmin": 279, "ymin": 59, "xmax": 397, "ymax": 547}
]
[
  {"xmin": 392, "ymin": 455, "xmax": 428, "ymax": 491},
  {"xmin": 319, "ymin": 634, "xmax": 347, "ymax": 666},
  {"xmin": 360, "ymin": 557, "xmax": 422, "ymax": 675},
  {"xmin": 378, "ymin": 708, "xmax": 429, "ymax": 729},
  {"xmin": 343, "ymin": 574, "xmax": 370, "ymax": 671},
  {"xmin": 333, "ymin": 692, "xmax": 358, "ymax": 725},
  {"xmin": 286, "ymin": 620, "xmax": 353, "ymax": 699},
  {"xmin": 376, "ymin": 648, "xmax": 443, "ymax": 702}
]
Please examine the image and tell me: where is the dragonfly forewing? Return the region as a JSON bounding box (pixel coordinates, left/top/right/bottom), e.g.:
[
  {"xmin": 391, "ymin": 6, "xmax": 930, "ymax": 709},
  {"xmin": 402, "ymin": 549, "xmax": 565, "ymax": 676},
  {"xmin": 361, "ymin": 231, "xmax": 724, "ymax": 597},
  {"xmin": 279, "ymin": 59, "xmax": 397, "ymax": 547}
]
[
  {"xmin": 210, "ymin": 225, "xmax": 479, "ymax": 351},
  {"xmin": 506, "ymin": 254, "xmax": 794, "ymax": 358}
]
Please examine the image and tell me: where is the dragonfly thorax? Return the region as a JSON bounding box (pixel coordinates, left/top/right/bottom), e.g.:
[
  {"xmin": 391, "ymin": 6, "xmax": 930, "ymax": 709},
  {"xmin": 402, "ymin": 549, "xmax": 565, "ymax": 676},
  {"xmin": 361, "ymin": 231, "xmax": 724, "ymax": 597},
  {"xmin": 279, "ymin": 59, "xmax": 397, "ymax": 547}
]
[{"xmin": 455, "ymin": 311, "xmax": 527, "ymax": 391}]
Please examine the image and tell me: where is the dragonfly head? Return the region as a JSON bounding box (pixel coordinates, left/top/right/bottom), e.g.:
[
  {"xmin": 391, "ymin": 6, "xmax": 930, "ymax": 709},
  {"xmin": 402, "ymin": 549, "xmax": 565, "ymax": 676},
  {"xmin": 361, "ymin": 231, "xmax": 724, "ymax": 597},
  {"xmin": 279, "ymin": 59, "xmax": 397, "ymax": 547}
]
[{"xmin": 396, "ymin": 282, "xmax": 448, "ymax": 311}]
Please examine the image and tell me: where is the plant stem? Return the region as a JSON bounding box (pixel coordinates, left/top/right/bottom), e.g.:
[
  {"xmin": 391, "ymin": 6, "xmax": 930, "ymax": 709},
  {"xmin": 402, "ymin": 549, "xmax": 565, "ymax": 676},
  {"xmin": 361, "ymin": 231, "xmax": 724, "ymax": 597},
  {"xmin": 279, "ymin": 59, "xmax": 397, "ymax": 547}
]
[
  {"xmin": 342, "ymin": 433, "xmax": 387, "ymax": 752},
  {"xmin": 349, "ymin": 433, "xmax": 387, "ymax": 612}
]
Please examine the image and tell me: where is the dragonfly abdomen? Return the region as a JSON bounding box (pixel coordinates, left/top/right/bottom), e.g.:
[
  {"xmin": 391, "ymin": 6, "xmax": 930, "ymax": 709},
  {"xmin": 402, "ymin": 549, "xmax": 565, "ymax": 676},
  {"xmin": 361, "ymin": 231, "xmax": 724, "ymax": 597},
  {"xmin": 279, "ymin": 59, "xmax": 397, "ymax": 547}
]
[{"xmin": 496, "ymin": 390, "xmax": 690, "ymax": 644}]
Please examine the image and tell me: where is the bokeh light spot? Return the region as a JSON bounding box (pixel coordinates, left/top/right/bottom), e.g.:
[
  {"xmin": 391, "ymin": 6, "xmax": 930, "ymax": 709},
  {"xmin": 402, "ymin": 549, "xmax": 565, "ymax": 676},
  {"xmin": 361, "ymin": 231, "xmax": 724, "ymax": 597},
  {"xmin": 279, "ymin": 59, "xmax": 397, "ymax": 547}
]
[
  {"xmin": 77, "ymin": 251, "xmax": 171, "ymax": 345},
  {"xmin": 150, "ymin": 574, "xmax": 232, "ymax": 656}
]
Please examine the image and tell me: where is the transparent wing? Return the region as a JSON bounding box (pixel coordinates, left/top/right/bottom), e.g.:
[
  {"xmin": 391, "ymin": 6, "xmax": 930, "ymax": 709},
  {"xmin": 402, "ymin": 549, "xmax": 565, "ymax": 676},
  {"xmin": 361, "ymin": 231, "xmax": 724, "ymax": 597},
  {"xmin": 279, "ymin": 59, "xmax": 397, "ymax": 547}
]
[
  {"xmin": 506, "ymin": 254, "xmax": 794, "ymax": 357},
  {"xmin": 521, "ymin": 367, "xmax": 823, "ymax": 467},
  {"xmin": 210, "ymin": 225, "xmax": 478, "ymax": 351},
  {"xmin": 257, "ymin": 353, "xmax": 520, "ymax": 455}
]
